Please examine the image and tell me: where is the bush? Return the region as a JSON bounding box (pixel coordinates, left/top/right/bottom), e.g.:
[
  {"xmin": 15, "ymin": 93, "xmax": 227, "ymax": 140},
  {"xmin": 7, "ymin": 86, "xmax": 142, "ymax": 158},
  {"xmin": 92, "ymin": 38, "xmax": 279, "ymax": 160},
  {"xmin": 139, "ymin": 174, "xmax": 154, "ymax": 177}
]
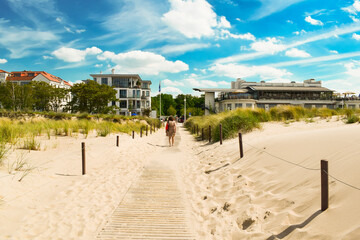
[{"xmin": 346, "ymin": 114, "xmax": 359, "ymax": 124}]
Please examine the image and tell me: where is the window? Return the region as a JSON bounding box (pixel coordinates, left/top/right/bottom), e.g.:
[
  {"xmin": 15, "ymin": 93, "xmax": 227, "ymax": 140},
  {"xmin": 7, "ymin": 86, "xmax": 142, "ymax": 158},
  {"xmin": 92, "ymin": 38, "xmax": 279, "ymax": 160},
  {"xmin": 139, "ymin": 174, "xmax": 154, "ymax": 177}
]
[
  {"xmin": 246, "ymin": 103, "xmax": 253, "ymax": 108},
  {"xmin": 136, "ymin": 90, "xmax": 140, "ymax": 98},
  {"xmin": 227, "ymin": 104, "xmax": 232, "ymax": 110},
  {"xmin": 120, "ymin": 100, "xmax": 127, "ymax": 108},
  {"xmin": 101, "ymin": 78, "xmax": 108, "ymax": 85},
  {"xmin": 112, "ymin": 101, "xmax": 116, "ymax": 106},
  {"xmin": 136, "ymin": 101, "xmax": 141, "ymax": 108},
  {"xmin": 119, "ymin": 90, "xmax": 127, "ymax": 98},
  {"xmin": 14, "ymin": 73, "xmax": 21, "ymax": 77},
  {"xmin": 235, "ymin": 103, "xmax": 242, "ymax": 108},
  {"xmin": 146, "ymin": 91, "xmax": 150, "ymax": 97},
  {"xmin": 146, "ymin": 101, "xmax": 150, "ymax": 107},
  {"xmin": 112, "ymin": 78, "xmax": 129, "ymax": 88},
  {"xmin": 28, "ymin": 73, "xmax": 34, "ymax": 77},
  {"xmin": 93, "ymin": 77, "xmax": 97, "ymax": 82}
]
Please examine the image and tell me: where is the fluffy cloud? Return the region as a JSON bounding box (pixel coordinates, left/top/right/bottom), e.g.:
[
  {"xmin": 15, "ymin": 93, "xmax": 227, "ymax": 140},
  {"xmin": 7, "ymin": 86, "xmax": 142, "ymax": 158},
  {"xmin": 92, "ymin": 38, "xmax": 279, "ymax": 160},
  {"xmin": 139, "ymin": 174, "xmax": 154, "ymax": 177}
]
[
  {"xmin": 163, "ymin": 79, "xmax": 185, "ymax": 87},
  {"xmin": 52, "ymin": 46, "xmax": 102, "ymax": 62},
  {"xmin": 344, "ymin": 61, "xmax": 360, "ymax": 77},
  {"xmin": 220, "ymin": 30, "xmax": 256, "ymax": 41},
  {"xmin": 209, "ymin": 63, "xmax": 292, "ymax": 80},
  {"xmin": 162, "ymin": 86, "xmax": 183, "ymax": 95},
  {"xmin": 285, "ymin": 48, "xmax": 311, "ymax": 58},
  {"xmin": 353, "ymin": 33, "xmax": 360, "ymax": 40},
  {"xmin": 305, "ymin": 16, "xmax": 323, "ymax": 26},
  {"xmin": 162, "ymin": 0, "xmax": 230, "ymax": 38},
  {"xmin": 342, "ymin": 0, "xmax": 360, "ymax": 15},
  {"xmin": 98, "ymin": 50, "xmax": 189, "ymax": 75},
  {"xmin": 0, "ymin": 58, "xmax": 7, "ymax": 64},
  {"xmin": 250, "ymin": 37, "xmax": 286, "ymax": 54}
]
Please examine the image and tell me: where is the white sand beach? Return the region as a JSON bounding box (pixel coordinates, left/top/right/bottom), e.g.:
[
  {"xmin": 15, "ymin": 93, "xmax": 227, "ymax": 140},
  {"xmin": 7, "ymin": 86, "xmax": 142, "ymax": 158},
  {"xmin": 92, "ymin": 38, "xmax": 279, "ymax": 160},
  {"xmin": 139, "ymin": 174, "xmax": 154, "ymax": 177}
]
[{"xmin": 1, "ymin": 119, "xmax": 360, "ymax": 239}]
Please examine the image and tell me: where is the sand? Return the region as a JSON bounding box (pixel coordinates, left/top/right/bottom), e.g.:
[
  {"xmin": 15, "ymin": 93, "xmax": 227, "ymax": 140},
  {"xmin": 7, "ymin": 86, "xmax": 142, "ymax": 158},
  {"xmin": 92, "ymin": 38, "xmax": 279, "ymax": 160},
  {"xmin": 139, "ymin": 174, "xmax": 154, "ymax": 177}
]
[
  {"xmin": 181, "ymin": 118, "xmax": 360, "ymax": 239},
  {"xmin": 1, "ymin": 118, "xmax": 360, "ymax": 240}
]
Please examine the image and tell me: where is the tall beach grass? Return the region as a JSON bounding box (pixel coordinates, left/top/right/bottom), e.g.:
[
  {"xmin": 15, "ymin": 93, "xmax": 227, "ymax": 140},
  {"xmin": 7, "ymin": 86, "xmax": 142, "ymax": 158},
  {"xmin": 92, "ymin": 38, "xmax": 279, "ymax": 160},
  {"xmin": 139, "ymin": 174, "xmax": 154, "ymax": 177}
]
[{"xmin": 185, "ymin": 106, "xmax": 360, "ymax": 142}]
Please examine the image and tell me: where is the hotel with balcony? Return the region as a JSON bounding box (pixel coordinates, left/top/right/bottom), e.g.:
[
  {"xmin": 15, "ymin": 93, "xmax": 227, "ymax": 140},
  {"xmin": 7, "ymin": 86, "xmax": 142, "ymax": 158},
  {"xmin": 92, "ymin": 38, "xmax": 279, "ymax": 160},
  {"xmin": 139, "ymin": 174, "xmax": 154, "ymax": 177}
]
[
  {"xmin": 90, "ymin": 71, "xmax": 151, "ymax": 116},
  {"xmin": 194, "ymin": 78, "xmax": 360, "ymax": 115}
]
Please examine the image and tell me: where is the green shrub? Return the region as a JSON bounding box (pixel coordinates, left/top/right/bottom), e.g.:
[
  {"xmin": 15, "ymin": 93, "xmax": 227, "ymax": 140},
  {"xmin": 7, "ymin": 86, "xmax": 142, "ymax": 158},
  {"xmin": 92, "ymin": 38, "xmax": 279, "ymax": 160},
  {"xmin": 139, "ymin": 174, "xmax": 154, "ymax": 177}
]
[{"xmin": 346, "ymin": 114, "xmax": 359, "ymax": 124}]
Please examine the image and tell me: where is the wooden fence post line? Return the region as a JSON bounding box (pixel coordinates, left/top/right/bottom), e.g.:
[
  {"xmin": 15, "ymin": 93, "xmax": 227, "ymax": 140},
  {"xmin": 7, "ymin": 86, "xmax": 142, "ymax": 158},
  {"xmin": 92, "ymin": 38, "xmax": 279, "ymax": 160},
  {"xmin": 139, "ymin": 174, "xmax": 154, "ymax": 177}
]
[
  {"xmin": 82, "ymin": 142, "xmax": 86, "ymax": 175},
  {"xmin": 140, "ymin": 127, "xmax": 143, "ymax": 138},
  {"xmin": 146, "ymin": 125, "xmax": 148, "ymax": 136},
  {"xmin": 116, "ymin": 135, "xmax": 119, "ymax": 147},
  {"xmin": 239, "ymin": 132, "xmax": 244, "ymax": 159},
  {"xmin": 220, "ymin": 124, "xmax": 223, "ymax": 145},
  {"xmin": 132, "ymin": 131, "xmax": 134, "ymax": 139},
  {"xmin": 321, "ymin": 160, "xmax": 329, "ymax": 211},
  {"xmin": 209, "ymin": 125, "xmax": 212, "ymax": 143},
  {"xmin": 202, "ymin": 128, "xmax": 204, "ymax": 141}
]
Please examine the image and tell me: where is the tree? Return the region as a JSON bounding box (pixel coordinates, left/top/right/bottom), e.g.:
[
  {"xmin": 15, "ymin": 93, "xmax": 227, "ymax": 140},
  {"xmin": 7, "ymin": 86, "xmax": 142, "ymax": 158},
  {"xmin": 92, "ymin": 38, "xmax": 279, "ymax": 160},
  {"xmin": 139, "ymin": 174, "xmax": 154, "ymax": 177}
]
[
  {"xmin": 151, "ymin": 93, "xmax": 176, "ymax": 116},
  {"xmin": 0, "ymin": 82, "xmax": 33, "ymax": 111},
  {"xmin": 167, "ymin": 105, "xmax": 176, "ymax": 116},
  {"xmin": 68, "ymin": 81, "xmax": 117, "ymax": 114},
  {"xmin": 50, "ymin": 87, "xmax": 69, "ymax": 112},
  {"xmin": 31, "ymin": 81, "xmax": 53, "ymax": 111}
]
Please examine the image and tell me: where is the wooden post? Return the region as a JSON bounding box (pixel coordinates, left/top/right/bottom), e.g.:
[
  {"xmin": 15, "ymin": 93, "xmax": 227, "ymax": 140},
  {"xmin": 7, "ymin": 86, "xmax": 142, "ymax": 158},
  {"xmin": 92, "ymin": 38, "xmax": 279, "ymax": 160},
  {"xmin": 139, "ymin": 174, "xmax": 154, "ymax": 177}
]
[
  {"xmin": 239, "ymin": 132, "xmax": 244, "ymax": 158},
  {"xmin": 116, "ymin": 135, "xmax": 119, "ymax": 147},
  {"xmin": 202, "ymin": 128, "xmax": 204, "ymax": 141},
  {"xmin": 132, "ymin": 131, "xmax": 134, "ymax": 139},
  {"xmin": 150, "ymin": 125, "xmax": 152, "ymax": 134},
  {"xmin": 81, "ymin": 142, "xmax": 86, "ymax": 175},
  {"xmin": 146, "ymin": 125, "xmax": 148, "ymax": 136},
  {"xmin": 220, "ymin": 124, "xmax": 223, "ymax": 145},
  {"xmin": 209, "ymin": 125, "xmax": 212, "ymax": 143},
  {"xmin": 140, "ymin": 127, "xmax": 143, "ymax": 138},
  {"xmin": 321, "ymin": 160, "xmax": 329, "ymax": 211}
]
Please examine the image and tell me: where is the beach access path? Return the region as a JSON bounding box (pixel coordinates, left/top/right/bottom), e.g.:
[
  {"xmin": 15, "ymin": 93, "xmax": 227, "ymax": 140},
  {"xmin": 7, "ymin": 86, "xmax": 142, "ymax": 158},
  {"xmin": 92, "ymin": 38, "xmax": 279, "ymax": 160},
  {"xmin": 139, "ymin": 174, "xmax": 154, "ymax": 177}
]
[{"xmin": 96, "ymin": 126, "xmax": 196, "ymax": 239}]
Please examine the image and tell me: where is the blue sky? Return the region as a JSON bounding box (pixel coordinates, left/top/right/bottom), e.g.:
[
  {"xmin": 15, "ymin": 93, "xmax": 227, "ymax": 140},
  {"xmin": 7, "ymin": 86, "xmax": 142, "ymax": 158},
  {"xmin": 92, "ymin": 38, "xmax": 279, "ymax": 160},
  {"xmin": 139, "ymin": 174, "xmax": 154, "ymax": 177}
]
[{"xmin": 1, "ymin": 0, "xmax": 360, "ymax": 96}]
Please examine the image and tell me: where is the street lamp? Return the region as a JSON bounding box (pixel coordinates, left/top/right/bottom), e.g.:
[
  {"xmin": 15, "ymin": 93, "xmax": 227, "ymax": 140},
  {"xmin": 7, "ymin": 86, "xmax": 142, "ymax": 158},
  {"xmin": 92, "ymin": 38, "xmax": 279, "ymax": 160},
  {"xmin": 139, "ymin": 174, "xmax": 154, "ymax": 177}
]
[{"xmin": 184, "ymin": 97, "xmax": 186, "ymax": 122}]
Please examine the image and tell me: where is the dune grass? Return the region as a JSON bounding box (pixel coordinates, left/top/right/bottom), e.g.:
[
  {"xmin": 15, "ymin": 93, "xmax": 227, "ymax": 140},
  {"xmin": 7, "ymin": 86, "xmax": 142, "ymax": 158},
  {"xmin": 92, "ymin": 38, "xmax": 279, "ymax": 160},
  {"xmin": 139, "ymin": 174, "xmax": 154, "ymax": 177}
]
[{"xmin": 185, "ymin": 106, "xmax": 360, "ymax": 142}]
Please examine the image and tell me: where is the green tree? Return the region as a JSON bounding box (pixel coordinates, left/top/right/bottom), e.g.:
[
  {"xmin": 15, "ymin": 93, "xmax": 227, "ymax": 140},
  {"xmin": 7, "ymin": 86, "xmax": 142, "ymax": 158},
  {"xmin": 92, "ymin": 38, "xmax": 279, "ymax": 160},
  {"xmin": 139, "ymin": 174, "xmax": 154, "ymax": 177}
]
[
  {"xmin": 68, "ymin": 81, "xmax": 117, "ymax": 114},
  {"xmin": 31, "ymin": 81, "xmax": 53, "ymax": 111},
  {"xmin": 167, "ymin": 105, "xmax": 176, "ymax": 116},
  {"xmin": 0, "ymin": 82, "xmax": 33, "ymax": 111},
  {"xmin": 50, "ymin": 87, "xmax": 69, "ymax": 112}
]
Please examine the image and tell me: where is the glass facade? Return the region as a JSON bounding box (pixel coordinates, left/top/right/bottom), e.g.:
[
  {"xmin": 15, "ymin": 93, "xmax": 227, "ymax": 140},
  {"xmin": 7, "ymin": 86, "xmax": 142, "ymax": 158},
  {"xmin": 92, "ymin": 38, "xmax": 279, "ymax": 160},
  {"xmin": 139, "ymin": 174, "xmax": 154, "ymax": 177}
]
[
  {"xmin": 120, "ymin": 100, "xmax": 127, "ymax": 108},
  {"xmin": 119, "ymin": 89, "xmax": 127, "ymax": 98},
  {"xmin": 101, "ymin": 78, "xmax": 108, "ymax": 85},
  {"xmin": 112, "ymin": 78, "xmax": 129, "ymax": 88}
]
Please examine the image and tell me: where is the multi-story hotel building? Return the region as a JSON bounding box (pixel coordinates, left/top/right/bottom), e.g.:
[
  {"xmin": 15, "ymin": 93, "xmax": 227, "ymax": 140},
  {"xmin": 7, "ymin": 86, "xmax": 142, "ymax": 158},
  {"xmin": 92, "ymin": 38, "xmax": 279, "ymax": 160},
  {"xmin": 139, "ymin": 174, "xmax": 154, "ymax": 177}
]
[
  {"xmin": 6, "ymin": 70, "xmax": 72, "ymax": 88},
  {"xmin": 0, "ymin": 69, "xmax": 10, "ymax": 83},
  {"xmin": 90, "ymin": 71, "xmax": 152, "ymax": 116},
  {"xmin": 194, "ymin": 78, "xmax": 360, "ymax": 115}
]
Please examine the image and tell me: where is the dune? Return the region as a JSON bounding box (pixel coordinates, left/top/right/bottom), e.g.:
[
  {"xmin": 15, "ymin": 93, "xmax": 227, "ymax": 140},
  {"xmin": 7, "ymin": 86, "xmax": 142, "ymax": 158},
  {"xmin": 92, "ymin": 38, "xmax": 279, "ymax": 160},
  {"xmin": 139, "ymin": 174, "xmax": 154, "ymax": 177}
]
[{"xmin": 180, "ymin": 118, "xmax": 360, "ymax": 239}]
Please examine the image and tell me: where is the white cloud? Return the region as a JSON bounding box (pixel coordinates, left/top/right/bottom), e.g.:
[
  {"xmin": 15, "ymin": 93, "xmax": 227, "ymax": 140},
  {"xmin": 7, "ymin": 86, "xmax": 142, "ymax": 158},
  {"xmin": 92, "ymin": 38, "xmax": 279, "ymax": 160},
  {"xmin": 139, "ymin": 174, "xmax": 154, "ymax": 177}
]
[
  {"xmin": 350, "ymin": 15, "xmax": 360, "ymax": 22},
  {"xmin": 285, "ymin": 48, "xmax": 311, "ymax": 58},
  {"xmin": 95, "ymin": 64, "xmax": 103, "ymax": 68},
  {"xmin": 75, "ymin": 29, "xmax": 86, "ymax": 34},
  {"xmin": 250, "ymin": 0, "xmax": 306, "ymax": 20},
  {"xmin": 342, "ymin": 0, "xmax": 360, "ymax": 15},
  {"xmin": 286, "ymin": 20, "xmax": 293, "ymax": 24},
  {"xmin": 56, "ymin": 17, "xmax": 62, "ymax": 23},
  {"xmin": 344, "ymin": 61, "xmax": 360, "ymax": 77},
  {"xmin": 293, "ymin": 29, "xmax": 306, "ymax": 35},
  {"xmin": 162, "ymin": 0, "xmax": 230, "ymax": 38},
  {"xmin": 52, "ymin": 46, "xmax": 102, "ymax": 62},
  {"xmin": 209, "ymin": 63, "xmax": 292, "ymax": 80},
  {"xmin": 305, "ymin": 16, "xmax": 323, "ymax": 26},
  {"xmin": 43, "ymin": 55, "xmax": 53, "ymax": 60},
  {"xmin": 163, "ymin": 79, "xmax": 185, "ymax": 87},
  {"xmin": 0, "ymin": 58, "xmax": 7, "ymax": 64},
  {"xmin": 185, "ymin": 78, "xmax": 220, "ymax": 88},
  {"xmin": 353, "ymin": 33, "xmax": 360, "ymax": 40},
  {"xmin": 162, "ymin": 86, "xmax": 183, "ymax": 95},
  {"xmin": 64, "ymin": 26, "xmax": 73, "ymax": 33},
  {"xmin": 250, "ymin": 37, "xmax": 286, "ymax": 54},
  {"xmin": 220, "ymin": 30, "xmax": 256, "ymax": 41},
  {"xmin": 235, "ymin": 18, "xmax": 244, "ymax": 22},
  {"xmin": 0, "ymin": 21, "xmax": 58, "ymax": 58},
  {"xmin": 98, "ymin": 50, "xmax": 189, "ymax": 75},
  {"xmin": 329, "ymin": 50, "xmax": 338, "ymax": 54},
  {"xmin": 156, "ymin": 43, "xmax": 211, "ymax": 55}
]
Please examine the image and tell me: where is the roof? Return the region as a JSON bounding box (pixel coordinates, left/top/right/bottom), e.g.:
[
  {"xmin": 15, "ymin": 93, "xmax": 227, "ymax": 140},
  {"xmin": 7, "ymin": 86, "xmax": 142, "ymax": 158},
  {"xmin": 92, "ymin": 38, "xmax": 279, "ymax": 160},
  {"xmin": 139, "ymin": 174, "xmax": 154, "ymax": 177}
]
[
  {"xmin": 0, "ymin": 69, "xmax": 10, "ymax": 73},
  {"xmin": 249, "ymin": 86, "xmax": 333, "ymax": 92},
  {"xmin": 193, "ymin": 88, "xmax": 244, "ymax": 93},
  {"xmin": 90, "ymin": 74, "xmax": 142, "ymax": 79},
  {"xmin": 6, "ymin": 70, "xmax": 71, "ymax": 86}
]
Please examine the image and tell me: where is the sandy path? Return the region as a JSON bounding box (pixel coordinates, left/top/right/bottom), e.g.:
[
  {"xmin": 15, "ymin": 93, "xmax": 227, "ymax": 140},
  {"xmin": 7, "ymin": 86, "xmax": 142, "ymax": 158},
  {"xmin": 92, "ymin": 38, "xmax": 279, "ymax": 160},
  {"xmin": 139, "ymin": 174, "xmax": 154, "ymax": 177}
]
[{"xmin": 97, "ymin": 126, "xmax": 196, "ymax": 239}]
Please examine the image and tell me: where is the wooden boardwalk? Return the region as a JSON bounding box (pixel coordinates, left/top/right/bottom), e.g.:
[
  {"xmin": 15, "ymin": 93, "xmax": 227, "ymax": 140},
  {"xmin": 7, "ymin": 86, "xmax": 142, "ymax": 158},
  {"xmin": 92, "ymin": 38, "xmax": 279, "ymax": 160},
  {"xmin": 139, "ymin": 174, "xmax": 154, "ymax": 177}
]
[{"xmin": 97, "ymin": 167, "xmax": 195, "ymax": 240}]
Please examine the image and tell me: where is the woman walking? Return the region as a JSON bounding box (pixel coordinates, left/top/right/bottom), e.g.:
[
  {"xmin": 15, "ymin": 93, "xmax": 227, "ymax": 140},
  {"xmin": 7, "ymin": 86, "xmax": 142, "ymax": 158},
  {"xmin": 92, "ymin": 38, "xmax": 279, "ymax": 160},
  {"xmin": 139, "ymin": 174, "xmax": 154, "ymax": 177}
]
[{"xmin": 167, "ymin": 116, "xmax": 176, "ymax": 146}]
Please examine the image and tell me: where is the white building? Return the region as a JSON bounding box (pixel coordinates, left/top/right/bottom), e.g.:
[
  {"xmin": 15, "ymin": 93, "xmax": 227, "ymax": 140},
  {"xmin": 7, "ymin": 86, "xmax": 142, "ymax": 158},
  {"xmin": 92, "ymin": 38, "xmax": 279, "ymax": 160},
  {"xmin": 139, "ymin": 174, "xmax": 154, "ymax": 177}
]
[
  {"xmin": 0, "ymin": 69, "xmax": 10, "ymax": 83},
  {"xmin": 90, "ymin": 71, "xmax": 152, "ymax": 116}
]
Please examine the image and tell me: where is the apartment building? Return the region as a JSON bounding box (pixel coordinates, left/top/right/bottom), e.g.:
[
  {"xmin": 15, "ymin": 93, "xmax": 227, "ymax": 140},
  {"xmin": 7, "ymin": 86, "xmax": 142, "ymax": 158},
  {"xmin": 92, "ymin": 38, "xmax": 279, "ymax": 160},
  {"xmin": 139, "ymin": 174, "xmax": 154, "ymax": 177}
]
[
  {"xmin": 90, "ymin": 71, "xmax": 151, "ymax": 116},
  {"xmin": 6, "ymin": 70, "xmax": 72, "ymax": 88}
]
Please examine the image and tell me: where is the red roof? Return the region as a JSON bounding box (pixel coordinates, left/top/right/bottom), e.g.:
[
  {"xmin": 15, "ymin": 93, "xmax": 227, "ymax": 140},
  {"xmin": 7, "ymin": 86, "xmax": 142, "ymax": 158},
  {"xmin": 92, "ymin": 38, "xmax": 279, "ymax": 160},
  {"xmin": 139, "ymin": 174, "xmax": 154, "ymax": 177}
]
[
  {"xmin": 0, "ymin": 69, "xmax": 10, "ymax": 73},
  {"xmin": 7, "ymin": 70, "xmax": 71, "ymax": 86}
]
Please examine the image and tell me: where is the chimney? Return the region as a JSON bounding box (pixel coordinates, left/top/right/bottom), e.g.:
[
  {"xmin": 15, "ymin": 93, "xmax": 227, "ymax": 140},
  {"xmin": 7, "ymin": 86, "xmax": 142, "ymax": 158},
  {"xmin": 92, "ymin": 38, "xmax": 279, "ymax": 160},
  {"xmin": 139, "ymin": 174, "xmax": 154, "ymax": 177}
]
[{"xmin": 111, "ymin": 69, "xmax": 115, "ymax": 74}]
